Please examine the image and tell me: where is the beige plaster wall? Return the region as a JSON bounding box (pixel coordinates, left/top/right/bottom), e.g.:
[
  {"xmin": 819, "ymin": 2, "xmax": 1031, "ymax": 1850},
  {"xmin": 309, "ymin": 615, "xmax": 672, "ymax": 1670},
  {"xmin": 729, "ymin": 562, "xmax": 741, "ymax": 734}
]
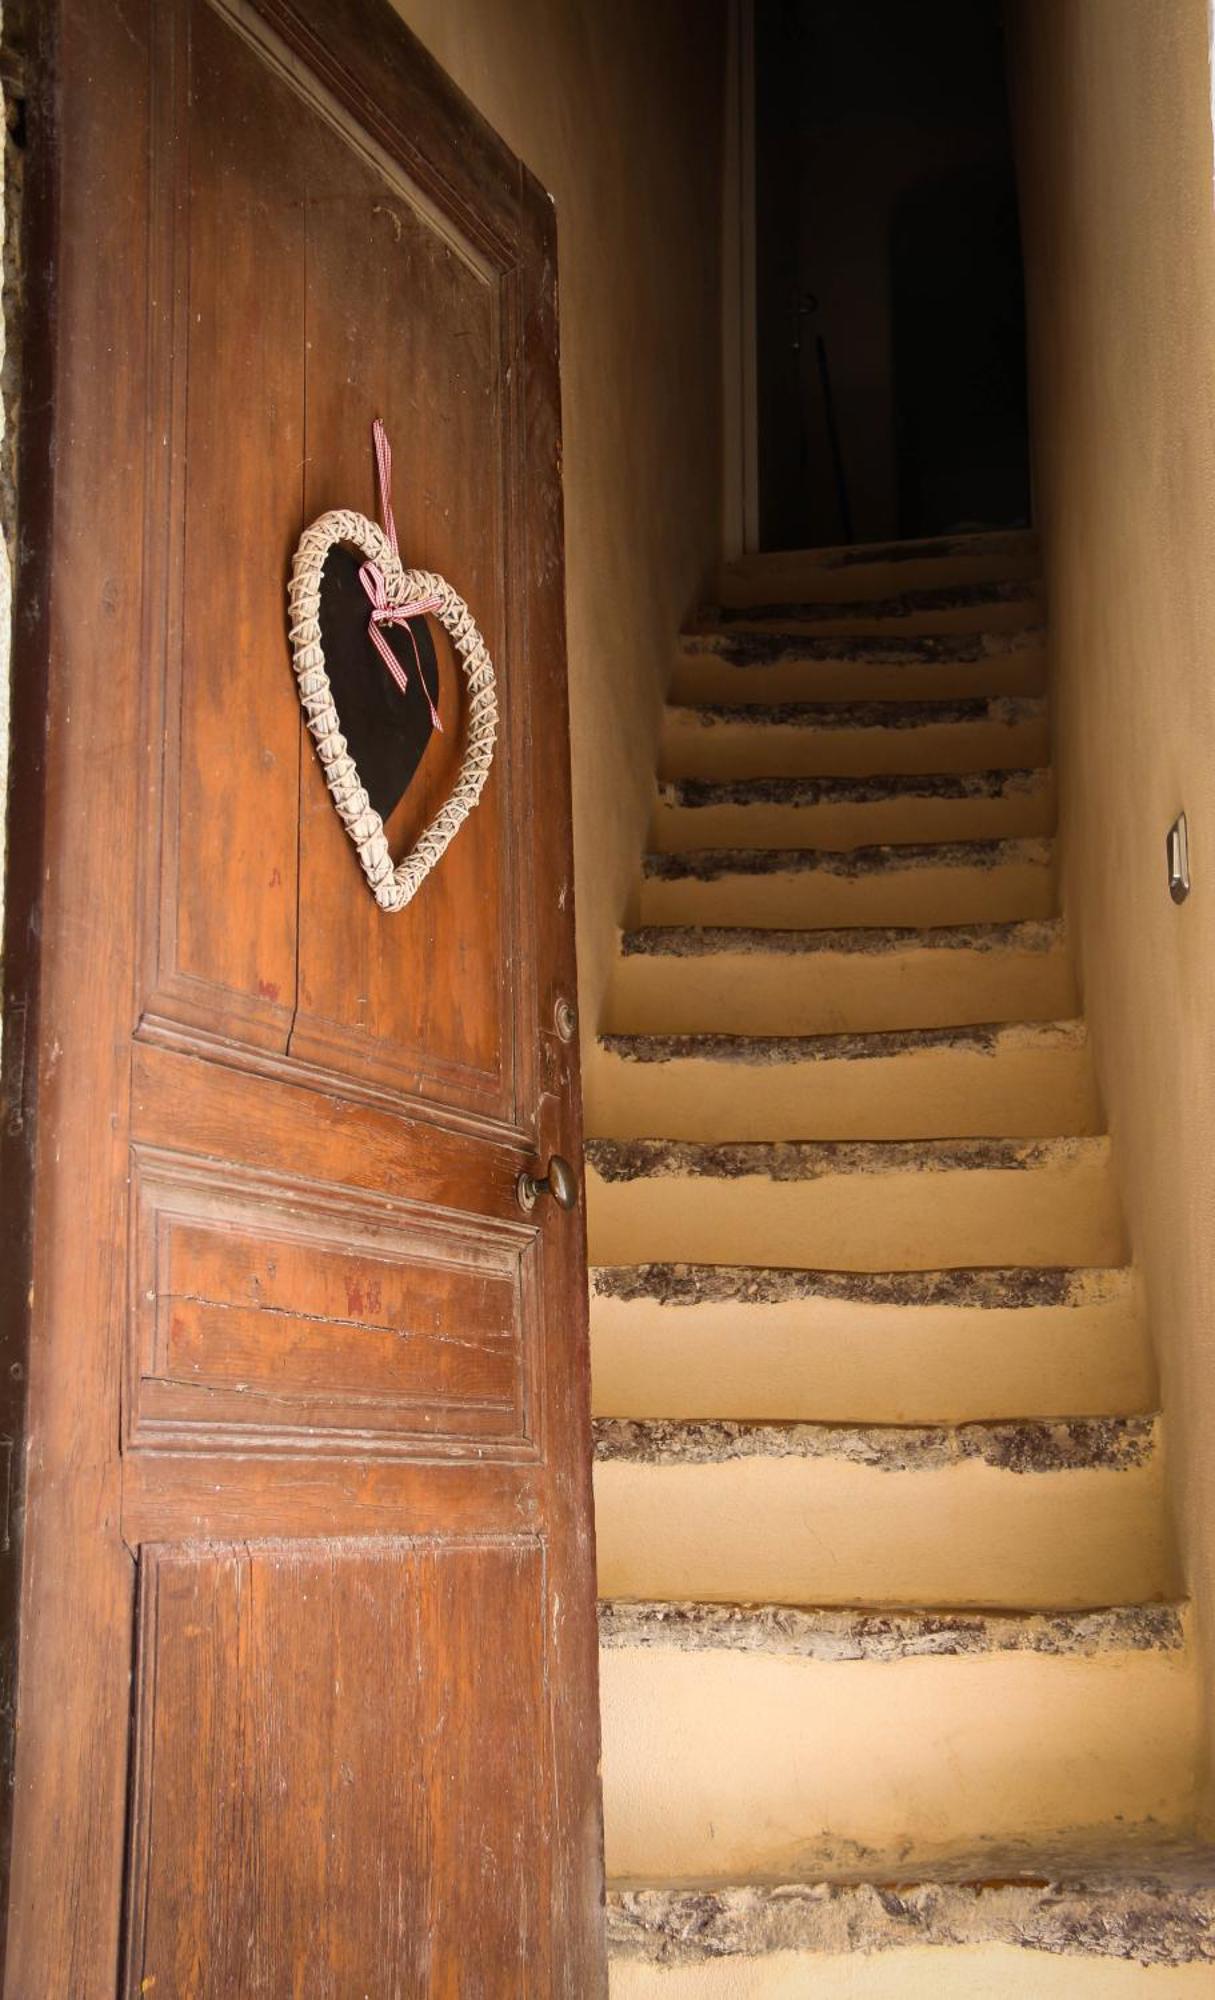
[
  {"xmin": 1006, "ymin": 0, "xmax": 1215, "ymax": 1807},
  {"xmin": 389, "ymin": 0, "xmax": 726, "ymax": 1077}
]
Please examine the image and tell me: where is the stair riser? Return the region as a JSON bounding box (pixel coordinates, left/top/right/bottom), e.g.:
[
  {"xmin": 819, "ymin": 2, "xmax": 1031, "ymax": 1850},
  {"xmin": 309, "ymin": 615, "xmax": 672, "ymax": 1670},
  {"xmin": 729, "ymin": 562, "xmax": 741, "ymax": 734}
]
[
  {"xmin": 600, "ymin": 1641, "xmax": 1197, "ymax": 1882},
  {"xmin": 650, "ymin": 785, "xmax": 1054, "ymax": 852},
  {"xmin": 586, "ymin": 1152, "xmax": 1125, "ymax": 1270},
  {"xmin": 660, "ymin": 714, "xmax": 1048, "ymax": 781},
  {"xmin": 609, "ymin": 1952, "xmax": 1215, "ymax": 1996},
  {"xmin": 608, "ymin": 939, "xmax": 1078, "ymax": 1036},
  {"xmin": 593, "ymin": 1451, "xmax": 1172, "ymax": 1607},
  {"xmin": 587, "ymin": 1038, "xmax": 1098, "ymax": 1141},
  {"xmin": 671, "ymin": 643, "xmax": 1046, "ymax": 706},
  {"xmin": 589, "ymin": 1282, "xmax": 1152, "ymax": 1424},
  {"xmin": 639, "ymin": 861, "xmax": 1055, "ymax": 931},
  {"xmin": 715, "ymin": 533, "xmax": 1040, "ymax": 607}
]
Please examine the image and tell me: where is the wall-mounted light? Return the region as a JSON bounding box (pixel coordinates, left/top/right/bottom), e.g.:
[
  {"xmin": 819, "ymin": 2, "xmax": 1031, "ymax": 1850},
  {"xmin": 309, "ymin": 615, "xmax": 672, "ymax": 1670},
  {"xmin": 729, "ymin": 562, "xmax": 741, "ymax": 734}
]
[{"xmin": 1167, "ymin": 811, "xmax": 1191, "ymax": 904}]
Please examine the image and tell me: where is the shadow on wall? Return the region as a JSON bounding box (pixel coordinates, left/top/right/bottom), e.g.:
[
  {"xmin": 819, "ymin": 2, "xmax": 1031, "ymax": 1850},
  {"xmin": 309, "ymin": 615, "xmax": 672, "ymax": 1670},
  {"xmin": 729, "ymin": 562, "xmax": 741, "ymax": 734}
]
[
  {"xmin": 756, "ymin": 0, "xmax": 1031, "ymax": 551},
  {"xmin": 891, "ymin": 161, "xmax": 1030, "ymax": 538}
]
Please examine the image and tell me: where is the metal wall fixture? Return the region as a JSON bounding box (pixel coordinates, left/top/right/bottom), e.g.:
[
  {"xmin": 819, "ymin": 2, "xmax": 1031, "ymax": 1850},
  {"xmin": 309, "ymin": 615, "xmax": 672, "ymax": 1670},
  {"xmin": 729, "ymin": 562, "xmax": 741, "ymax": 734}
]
[{"xmin": 1166, "ymin": 811, "xmax": 1191, "ymax": 904}]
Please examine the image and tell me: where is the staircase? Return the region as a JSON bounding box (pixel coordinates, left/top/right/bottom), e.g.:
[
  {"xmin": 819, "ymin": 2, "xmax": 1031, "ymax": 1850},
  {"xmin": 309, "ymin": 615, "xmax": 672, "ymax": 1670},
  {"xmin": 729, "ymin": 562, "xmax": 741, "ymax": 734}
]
[{"xmin": 584, "ymin": 531, "xmax": 1214, "ymax": 1991}]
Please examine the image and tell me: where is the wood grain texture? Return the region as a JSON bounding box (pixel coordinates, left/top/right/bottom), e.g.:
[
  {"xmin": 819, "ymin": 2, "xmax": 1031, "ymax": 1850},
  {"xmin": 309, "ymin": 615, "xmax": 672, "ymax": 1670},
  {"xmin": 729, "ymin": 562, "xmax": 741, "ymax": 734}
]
[
  {"xmin": 290, "ymin": 91, "xmax": 514, "ymax": 1111},
  {"xmin": 120, "ymin": 1449, "xmax": 545, "ymax": 1545},
  {"xmin": 3, "ymin": 3, "xmax": 151, "ymax": 1989},
  {"xmin": 168, "ymin": 0, "xmax": 306, "ymax": 1038},
  {"xmin": 6, "ymin": 0, "xmax": 604, "ymax": 1989},
  {"xmin": 0, "ymin": 0, "xmax": 59, "ymax": 1948},
  {"xmin": 125, "ymin": 1539, "xmax": 551, "ymax": 1997},
  {"xmin": 128, "ymin": 1148, "xmax": 534, "ymax": 1451}
]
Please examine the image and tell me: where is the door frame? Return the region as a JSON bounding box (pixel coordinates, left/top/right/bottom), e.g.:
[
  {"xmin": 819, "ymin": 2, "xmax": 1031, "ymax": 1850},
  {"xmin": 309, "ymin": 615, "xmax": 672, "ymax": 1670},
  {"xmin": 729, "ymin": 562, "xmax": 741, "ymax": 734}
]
[{"xmin": 0, "ymin": 0, "xmax": 56, "ymax": 1952}]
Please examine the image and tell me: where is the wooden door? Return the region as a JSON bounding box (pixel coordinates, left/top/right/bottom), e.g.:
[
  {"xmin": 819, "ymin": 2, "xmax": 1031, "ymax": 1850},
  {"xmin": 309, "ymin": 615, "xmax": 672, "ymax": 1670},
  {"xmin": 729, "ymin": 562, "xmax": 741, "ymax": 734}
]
[{"xmin": 1, "ymin": 0, "xmax": 605, "ymax": 1991}]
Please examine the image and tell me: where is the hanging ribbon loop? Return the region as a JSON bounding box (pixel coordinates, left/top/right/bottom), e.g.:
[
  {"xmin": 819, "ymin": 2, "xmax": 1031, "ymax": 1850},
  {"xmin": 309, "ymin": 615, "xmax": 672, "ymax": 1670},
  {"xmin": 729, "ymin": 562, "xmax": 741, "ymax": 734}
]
[{"xmin": 359, "ymin": 417, "xmax": 444, "ymax": 731}]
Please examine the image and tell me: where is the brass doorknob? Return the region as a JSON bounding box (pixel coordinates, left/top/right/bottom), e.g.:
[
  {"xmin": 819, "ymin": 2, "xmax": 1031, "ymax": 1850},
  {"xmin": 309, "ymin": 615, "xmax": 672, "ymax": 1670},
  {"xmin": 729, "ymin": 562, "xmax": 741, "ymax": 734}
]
[{"xmin": 517, "ymin": 1155, "xmax": 578, "ymax": 1213}]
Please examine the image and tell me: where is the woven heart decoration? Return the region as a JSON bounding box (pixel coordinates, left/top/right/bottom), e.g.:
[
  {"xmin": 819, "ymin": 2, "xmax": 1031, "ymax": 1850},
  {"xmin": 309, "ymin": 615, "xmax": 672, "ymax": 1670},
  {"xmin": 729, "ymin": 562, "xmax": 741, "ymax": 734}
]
[{"xmin": 286, "ymin": 424, "xmax": 498, "ymax": 913}]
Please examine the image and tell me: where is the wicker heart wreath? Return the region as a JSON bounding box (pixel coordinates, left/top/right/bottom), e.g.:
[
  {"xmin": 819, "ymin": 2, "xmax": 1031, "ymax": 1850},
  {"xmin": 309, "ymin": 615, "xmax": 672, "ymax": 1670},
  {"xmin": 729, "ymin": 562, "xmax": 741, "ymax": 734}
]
[{"xmin": 286, "ymin": 421, "xmax": 498, "ymax": 912}]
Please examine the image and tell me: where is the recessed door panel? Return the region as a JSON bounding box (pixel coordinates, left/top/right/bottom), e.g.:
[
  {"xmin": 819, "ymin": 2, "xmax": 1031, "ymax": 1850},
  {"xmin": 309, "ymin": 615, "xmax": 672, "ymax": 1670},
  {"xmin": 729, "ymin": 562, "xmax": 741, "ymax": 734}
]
[
  {"xmin": 147, "ymin": 0, "xmax": 309, "ymax": 1051},
  {"xmin": 125, "ymin": 1540, "xmax": 551, "ymax": 1997},
  {"xmin": 142, "ymin": 0, "xmax": 529, "ymax": 1126},
  {"xmin": 128, "ymin": 1149, "xmax": 536, "ymax": 1452},
  {"xmin": 290, "ymin": 98, "xmax": 518, "ymax": 1115}
]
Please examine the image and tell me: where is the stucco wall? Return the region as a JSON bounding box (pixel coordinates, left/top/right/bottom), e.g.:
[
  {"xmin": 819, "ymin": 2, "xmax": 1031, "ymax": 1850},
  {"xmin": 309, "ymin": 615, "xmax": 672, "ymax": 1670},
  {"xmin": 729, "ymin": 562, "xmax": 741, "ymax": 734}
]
[
  {"xmin": 389, "ymin": 0, "xmax": 726, "ymax": 1083},
  {"xmin": 1007, "ymin": 0, "xmax": 1215, "ymax": 1809}
]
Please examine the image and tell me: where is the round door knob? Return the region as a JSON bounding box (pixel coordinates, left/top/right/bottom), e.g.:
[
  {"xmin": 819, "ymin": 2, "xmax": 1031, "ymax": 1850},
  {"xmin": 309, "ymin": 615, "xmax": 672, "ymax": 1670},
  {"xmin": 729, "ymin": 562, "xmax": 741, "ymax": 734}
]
[{"xmin": 517, "ymin": 1154, "xmax": 579, "ymax": 1214}]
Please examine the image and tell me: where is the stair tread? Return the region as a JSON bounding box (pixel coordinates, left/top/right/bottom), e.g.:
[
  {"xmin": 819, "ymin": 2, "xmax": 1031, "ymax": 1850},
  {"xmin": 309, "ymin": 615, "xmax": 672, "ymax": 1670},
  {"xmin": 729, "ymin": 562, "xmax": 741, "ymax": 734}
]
[
  {"xmin": 589, "ymin": 1262, "xmax": 1130, "ymax": 1307},
  {"xmin": 665, "ymin": 695, "xmax": 1043, "ymax": 727},
  {"xmin": 643, "ymin": 836, "xmax": 1051, "ymax": 881},
  {"xmin": 586, "ymin": 1134, "xmax": 1105, "ymax": 1178},
  {"xmin": 705, "ymin": 577, "xmax": 1042, "ymax": 627},
  {"xmin": 597, "ymin": 1597, "xmax": 1184, "ymax": 1659},
  {"xmin": 620, "ymin": 916, "xmax": 1065, "ymax": 957},
  {"xmin": 604, "ymin": 1870, "xmax": 1215, "ymax": 1963},
  {"xmin": 724, "ymin": 526, "xmax": 1037, "ymax": 573},
  {"xmin": 724, "ymin": 526, "xmax": 1036, "ymax": 570},
  {"xmin": 599, "ymin": 1019, "xmax": 1084, "ymax": 1064},
  {"xmin": 680, "ymin": 624, "xmax": 1045, "ymax": 665},
  {"xmin": 592, "ymin": 1414, "xmax": 1155, "ymax": 1471},
  {"xmin": 660, "ymin": 768, "xmax": 1050, "ymax": 807}
]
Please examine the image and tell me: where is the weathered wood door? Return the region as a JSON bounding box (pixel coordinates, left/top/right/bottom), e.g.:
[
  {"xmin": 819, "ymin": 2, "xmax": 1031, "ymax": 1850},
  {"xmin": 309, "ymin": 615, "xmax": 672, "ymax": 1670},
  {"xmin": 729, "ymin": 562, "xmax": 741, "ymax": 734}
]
[{"xmin": 2, "ymin": 1, "xmax": 605, "ymax": 1991}]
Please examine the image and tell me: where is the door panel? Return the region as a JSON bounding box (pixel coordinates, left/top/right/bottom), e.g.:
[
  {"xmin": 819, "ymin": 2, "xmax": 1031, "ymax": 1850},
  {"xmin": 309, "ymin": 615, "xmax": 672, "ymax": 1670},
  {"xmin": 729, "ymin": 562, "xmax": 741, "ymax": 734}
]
[
  {"xmin": 146, "ymin": 0, "xmax": 527, "ymax": 1121},
  {"xmin": 146, "ymin": 0, "xmax": 307, "ymax": 1053},
  {"xmin": 127, "ymin": 1149, "xmax": 534, "ymax": 1451},
  {"xmin": 4, "ymin": 0, "xmax": 603, "ymax": 1991},
  {"xmin": 125, "ymin": 1539, "xmax": 551, "ymax": 1997},
  {"xmin": 293, "ymin": 96, "xmax": 514, "ymax": 1109}
]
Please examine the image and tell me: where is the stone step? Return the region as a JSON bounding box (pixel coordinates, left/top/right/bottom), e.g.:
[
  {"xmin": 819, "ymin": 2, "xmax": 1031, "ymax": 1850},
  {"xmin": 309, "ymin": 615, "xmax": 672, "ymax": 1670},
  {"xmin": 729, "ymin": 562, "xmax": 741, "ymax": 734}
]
[
  {"xmin": 638, "ymin": 839, "xmax": 1055, "ymax": 934},
  {"xmin": 697, "ymin": 576, "xmax": 1043, "ymax": 638},
  {"xmin": 672, "ymin": 625, "xmax": 1046, "ymax": 706},
  {"xmin": 608, "ymin": 919, "xmax": 1077, "ymax": 1037},
  {"xmin": 598, "ymin": 1601, "xmax": 1197, "ymax": 1887},
  {"xmin": 606, "ymin": 1868, "xmax": 1215, "ymax": 1996},
  {"xmin": 587, "ymin": 1019, "xmax": 1097, "ymax": 1141},
  {"xmin": 651, "ymin": 768, "xmax": 1055, "ymax": 852},
  {"xmin": 584, "ymin": 1136, "xmax": 1124, "ymax": 1271},
  {"xmin": 715, "ymin": 528, "xmax": 1040, "ymax": 609},
  {"xmin": 659, "ymin": 697, "xmax": 1049, "ymax": 781},
  {"xmin": 588, "ymin": 1262, "xmax": 1152, "ymax": 1425},
  {"xmin": 592, "ymin": 1417, "xmax": 1173, "ymax": 1607}
]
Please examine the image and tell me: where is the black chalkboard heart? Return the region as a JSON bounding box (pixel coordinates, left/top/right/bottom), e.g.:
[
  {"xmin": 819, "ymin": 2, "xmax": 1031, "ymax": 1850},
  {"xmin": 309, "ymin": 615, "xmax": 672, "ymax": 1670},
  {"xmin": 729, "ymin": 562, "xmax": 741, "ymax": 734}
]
[{"xmin": 316, "ymin": 545, "xmax": 441, "ymax": 823}]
